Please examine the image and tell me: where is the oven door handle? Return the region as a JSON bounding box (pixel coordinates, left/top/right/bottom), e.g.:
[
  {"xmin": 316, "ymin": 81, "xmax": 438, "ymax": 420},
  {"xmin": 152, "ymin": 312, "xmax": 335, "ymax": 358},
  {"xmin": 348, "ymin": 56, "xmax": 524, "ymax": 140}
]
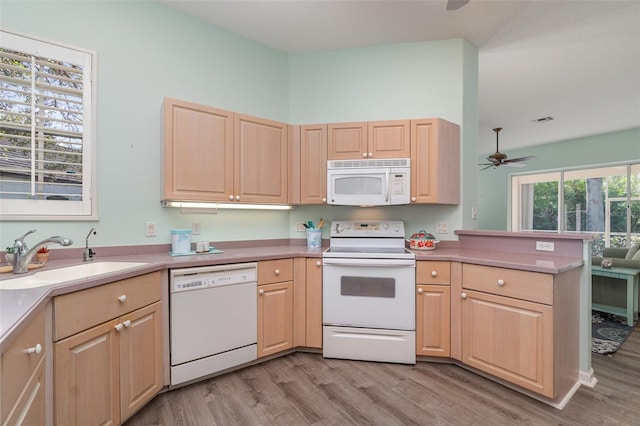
[{"xmin": 322, "ymin": 258, "xmax": 415, "ymax": 267}]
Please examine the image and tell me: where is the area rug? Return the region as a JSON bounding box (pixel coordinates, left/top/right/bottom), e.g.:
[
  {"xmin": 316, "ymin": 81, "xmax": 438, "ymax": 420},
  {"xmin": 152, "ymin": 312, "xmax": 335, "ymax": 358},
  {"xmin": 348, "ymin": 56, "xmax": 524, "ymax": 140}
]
[{"xmin": 592, "ymin": 310, "xmax": 634, "ymax": 355}]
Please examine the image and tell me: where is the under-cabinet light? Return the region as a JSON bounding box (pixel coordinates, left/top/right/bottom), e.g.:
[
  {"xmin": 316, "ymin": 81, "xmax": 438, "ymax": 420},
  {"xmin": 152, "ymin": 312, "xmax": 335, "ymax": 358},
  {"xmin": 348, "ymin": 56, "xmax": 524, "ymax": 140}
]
[{"xmin": 161, "ymin": 200, "xmax": 294, "ymax": 211}]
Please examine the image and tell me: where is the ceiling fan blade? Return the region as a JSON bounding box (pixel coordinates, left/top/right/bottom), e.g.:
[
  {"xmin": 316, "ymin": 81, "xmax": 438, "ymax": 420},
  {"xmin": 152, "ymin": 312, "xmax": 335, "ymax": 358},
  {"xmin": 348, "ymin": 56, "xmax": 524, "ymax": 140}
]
[
  {"xmin": 446, "ymin": 0, "xmax": 469, "ymax": 10},
  {"xmin": 504, "ymin": 155, "xmax": 537, "ymax": 164},
  {"xmin": 480, "ymin": 165, "xmax": 495, "ymax": 171},
  {"xmin": 503, "ymin": 162, "xmax": 529, "ymax": 168}
]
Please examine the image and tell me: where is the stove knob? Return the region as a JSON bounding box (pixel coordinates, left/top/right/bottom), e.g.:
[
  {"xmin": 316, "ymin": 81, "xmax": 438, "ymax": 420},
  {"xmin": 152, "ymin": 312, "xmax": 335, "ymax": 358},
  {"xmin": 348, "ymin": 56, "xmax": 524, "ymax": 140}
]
[{"xmin": 393, "ymin": 224, "xmax": 401, "ymax": 233}]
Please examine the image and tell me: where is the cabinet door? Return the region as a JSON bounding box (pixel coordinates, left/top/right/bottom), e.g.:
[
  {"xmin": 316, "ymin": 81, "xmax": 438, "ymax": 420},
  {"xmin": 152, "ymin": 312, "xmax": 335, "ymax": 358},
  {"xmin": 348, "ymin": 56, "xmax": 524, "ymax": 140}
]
[
  {"xmin": 2, "ymin": 356, "xmax": 46, "ymax": 426},
  {"xmin": 164, "ymin": 98, "xmax": 233, "ymax": 202},
  {"xmin": 368, "ymin": 120, "xmax": 410, "ymax": 159},
  {"xmin": 257, "ymin": 281, "xmax": 293, "ymax": 358},
  {"xmin": 119, "ymin": 302, "xmax": 163, "ymax": 423},
  {"xmin": 416, "ymin": 285, "xmax": 450, "ymax": 357},
  {"xmin": 55, "ymin": 319, "xmax": 120, "ymax": 426},
  {"xmin": 1, "ymin": 308, "xmax": 46, "ymax": 422},
  {"xmin": 305, "ymin": 259, "xmax": 323, "ymax": 348},
  {"xmin": 327, "ymin": 122, "xmax": 367, "ymax": 160},
  {"xmin": 234, "ymin": 113, "xmax": 288, "ymax": 203},
  {"xmin": 461, "ymin": 289, "xmax": 554, "ymax": 398},
  {"xmin": 410, "ymin": 118, "xmax": 460, "ymax": 204},
  {"xmin": 300, "ymin": 125, "xmax": 328, "ymax": 204}
]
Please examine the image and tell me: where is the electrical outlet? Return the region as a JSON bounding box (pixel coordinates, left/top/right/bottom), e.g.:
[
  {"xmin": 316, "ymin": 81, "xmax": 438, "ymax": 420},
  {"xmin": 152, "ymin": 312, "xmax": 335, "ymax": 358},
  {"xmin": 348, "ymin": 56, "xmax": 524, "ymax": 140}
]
[
  {"xmin": 536, "ymin": 241, "xmax": 555, "ymax": 252},
  {"xmin": 192, "ymin": 222, "xmax": 202, "ymax": 235},
  {"xmin": 146, "ymin": 222, "xmax": 156, "ymax": 237},
  {"xmin": 436, "ymin": 222, "xmax": 448, "ymax": 234},
  {"xmin": 295, "ymin": 222, "xmax": 306, "ymax": 232},
  {"xmin": 471, "ymin": 207, "xmax": 478, "ymax": 220}
]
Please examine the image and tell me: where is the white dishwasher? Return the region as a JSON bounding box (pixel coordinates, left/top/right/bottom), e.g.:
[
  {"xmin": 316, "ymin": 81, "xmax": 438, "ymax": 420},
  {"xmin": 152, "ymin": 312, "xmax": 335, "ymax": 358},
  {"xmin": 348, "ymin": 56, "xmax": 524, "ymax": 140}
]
[{"xmin": 170, "ymin": 262, "xmax": 257, "ymax": 386}]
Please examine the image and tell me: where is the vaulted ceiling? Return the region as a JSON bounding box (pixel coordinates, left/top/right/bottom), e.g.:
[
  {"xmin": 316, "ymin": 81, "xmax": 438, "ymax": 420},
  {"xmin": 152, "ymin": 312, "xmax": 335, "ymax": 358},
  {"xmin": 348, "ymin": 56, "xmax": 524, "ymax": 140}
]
[{"xmin": 157, "ymin": 0, "xmax": 640, "ymax": 156}]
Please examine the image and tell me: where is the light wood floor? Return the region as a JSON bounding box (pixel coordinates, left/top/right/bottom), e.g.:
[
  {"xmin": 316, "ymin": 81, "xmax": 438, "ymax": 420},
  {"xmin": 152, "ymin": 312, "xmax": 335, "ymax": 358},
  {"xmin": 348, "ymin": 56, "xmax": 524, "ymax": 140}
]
[{"xmin": 125, "ymin": 325, "xmax": 640, "ymax": 426}]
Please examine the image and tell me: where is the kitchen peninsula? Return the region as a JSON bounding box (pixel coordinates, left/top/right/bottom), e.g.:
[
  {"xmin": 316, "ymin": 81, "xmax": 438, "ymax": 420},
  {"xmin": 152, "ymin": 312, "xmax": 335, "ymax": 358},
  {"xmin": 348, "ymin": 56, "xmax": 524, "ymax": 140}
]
[{"xmin": 0, "ymin": 230, "xmax": 592, "ymax": 424}]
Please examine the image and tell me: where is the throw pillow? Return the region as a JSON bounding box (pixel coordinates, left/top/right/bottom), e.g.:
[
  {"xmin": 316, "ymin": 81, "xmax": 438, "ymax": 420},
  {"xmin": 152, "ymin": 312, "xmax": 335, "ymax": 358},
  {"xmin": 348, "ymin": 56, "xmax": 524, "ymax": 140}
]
[{"xmin": 626, "ymin": 242, "xmax": 640, "ymax": 260}]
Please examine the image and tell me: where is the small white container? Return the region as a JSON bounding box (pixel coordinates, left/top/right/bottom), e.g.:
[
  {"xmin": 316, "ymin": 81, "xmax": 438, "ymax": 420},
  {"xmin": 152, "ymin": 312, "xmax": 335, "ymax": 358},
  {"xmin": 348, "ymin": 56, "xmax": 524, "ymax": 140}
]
[
  {"xmin": 171, "ymin": 229, "xmax": 192, "ymax": 254},
  {"xmin": 306, "ymin": 229, "xmax": 322, "ymax": 248}
]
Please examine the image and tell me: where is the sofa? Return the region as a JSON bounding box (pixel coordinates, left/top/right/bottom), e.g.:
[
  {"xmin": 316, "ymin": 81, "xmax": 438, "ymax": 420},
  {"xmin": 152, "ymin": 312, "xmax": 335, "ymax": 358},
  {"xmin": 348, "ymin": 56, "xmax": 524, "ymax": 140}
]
[{"xmin": 592, "ymin": 245, "xmax": 640, "ymax": 270}]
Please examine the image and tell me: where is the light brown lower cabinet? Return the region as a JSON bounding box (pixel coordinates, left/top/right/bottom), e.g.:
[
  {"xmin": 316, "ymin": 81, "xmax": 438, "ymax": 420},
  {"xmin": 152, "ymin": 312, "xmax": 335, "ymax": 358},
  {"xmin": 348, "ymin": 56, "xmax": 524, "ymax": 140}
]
[
  {"xmin": 305, "ymin": 259, "xmax": 323, "ymax": 348},
  {"xmin": 416, "ymin": 261, "xmax": 451, "ymax": 357},
  {"xmin": 460, "ymin": 263, "xmax": 580, "ymax": 400},
  {"xmin": 257, "ymin": 281, "xmax": 294, "ymax": 358},
  {"xmin": 416, "ymin": 285, "xmax": 451, "ymax": 357},
  {"xmin": 1, "ymin": 307, "xmax": 48, "ymax": 426},
  {"xmin": 53, "ymin": 272, "xmax": 163, "ymax": 425},
  {"xmin": 54, "ymin": 300, "xmax": 163, "ymax": 425}
]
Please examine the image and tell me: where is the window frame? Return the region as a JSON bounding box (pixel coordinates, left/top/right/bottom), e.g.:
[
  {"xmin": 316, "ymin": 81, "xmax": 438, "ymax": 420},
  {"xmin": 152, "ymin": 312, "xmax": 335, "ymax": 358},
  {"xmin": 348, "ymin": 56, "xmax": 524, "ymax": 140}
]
[
  {"xmin": 0, "ymin": 29, "xmax": 97, "ymax": 221},
  {"xmin": 510, "ymin": 161, "xmax": 640, "ymax": 251}
]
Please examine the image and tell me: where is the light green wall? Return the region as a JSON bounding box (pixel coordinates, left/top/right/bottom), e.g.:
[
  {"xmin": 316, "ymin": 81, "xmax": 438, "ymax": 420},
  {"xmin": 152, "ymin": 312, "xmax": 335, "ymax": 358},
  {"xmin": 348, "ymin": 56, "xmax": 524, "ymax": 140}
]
[
  {"xmin": 287, "ymin": 39, "xmax": 478, "ymax": 240},
  {"xmin": 478, "ymin": 127, "xmax": 640, "ymax": 230},
  {"xmin": 1, "ymin": 0, "xmax": 477, "ymax": 249}
]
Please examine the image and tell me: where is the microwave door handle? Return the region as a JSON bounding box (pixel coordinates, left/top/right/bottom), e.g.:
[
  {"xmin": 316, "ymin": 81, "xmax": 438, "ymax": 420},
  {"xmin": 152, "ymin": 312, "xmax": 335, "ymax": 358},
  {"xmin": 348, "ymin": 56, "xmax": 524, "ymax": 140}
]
[{"xmin": 385, "ymin": 170, "xmax": 390, "ymax": 203}]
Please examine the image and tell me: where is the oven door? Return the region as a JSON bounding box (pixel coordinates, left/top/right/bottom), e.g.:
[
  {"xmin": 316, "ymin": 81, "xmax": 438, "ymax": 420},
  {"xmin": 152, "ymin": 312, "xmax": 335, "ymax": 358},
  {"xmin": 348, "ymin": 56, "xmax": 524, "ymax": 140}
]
[{"xmin": 322, "ymin": 257, "xmax": 415, "ymax": 330}]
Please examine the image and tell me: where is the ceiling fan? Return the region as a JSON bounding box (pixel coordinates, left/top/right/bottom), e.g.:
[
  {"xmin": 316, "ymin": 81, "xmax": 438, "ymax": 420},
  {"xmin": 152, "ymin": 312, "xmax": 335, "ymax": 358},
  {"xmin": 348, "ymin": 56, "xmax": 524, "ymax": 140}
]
[
  {"xmin": 446, "ymin": 0, "xmax": 470, "ymax": 11},
  {"xmin": 479, "ymin": 128, "xmax": 536, "ymax": 171}
]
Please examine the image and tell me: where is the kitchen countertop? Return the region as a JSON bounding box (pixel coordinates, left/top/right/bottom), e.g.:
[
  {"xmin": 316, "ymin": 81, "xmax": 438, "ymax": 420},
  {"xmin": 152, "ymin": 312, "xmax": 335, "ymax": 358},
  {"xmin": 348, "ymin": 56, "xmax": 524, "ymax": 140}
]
[{"xmin": 0, "ymin": 234, "xmax": 587, "ymax": 351}]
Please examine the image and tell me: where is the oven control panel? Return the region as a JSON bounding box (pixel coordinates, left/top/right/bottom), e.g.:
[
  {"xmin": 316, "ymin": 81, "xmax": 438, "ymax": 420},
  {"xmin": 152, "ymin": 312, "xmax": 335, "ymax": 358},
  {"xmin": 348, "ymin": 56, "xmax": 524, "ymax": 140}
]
[{"xmin": 331, "ymin": 220, "xmax": 405, "ymax": 237}]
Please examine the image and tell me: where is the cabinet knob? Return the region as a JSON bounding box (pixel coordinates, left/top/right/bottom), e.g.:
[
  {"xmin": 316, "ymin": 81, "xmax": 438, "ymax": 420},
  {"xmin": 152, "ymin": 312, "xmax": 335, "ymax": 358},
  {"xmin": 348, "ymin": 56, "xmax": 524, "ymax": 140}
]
[
  {"xmin": 461, "ymin": 292, "xmax": 467, "ymax": 299},
  {"xmin": 497, "ymin": 279, "xmax": 505, "ymax": 286},
  {"xmin": 322, "ymin": 197, "xmax": 327, "ymax": 203},
  {"xmin": 115, "ymin": 323, "xmax": 124, "ymax": 332},
  {"xmin": 417, "ymin": 288, "xmax": 424, "ymax": 294},
  {"xmin": 229, "ymin": 195, "xmax": 234, "ymax": 201},
  {"xmin": 123, "ymin": 320, "xmax": 132, "ymax": 328},
  {"xmin": 26, "ymin": 343, "xmax": 42, "ymax": 355},
  {"xmin": 362, "ymin": 152, "xmax": 367, "ymax": 158},
  {"xmin": 235, "ymin": 195, "xmax": 240, "ymax": 201},
  {"xmin": 274, "ymin": 269, "xmax": 281, "ymax": 275},
  {"xmin": 368, "ymin": 152, "xmax": 373, "ymax": 158},
  {"xmin": 411, "ymin": 196, "xmax": 417, "ymax": 202},
  {"xmin": 431, "ymin": 270, "xmax": 438, "ymax": 277},
  {"xmin": 118, "ymin": 294, "xmax": 127, "ymax": 303},
  {"xmin": 316, "ymin": 261, "xmax": 321, "ymax": 267},
  {"xmin": 259, "ymin": 288, "xmax": 265, "ymax": 295}
]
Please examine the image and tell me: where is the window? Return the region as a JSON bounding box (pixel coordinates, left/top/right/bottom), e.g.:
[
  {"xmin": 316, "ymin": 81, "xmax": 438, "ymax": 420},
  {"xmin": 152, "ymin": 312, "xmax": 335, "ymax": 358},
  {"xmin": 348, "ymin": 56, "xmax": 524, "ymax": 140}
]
[
  {"xmin": 0, "ymin": 30, "xmax": 96, "ymax": 219},
  {"xmin": 512, "ymin": 163, "xmax": 640, "ymax": 256}
]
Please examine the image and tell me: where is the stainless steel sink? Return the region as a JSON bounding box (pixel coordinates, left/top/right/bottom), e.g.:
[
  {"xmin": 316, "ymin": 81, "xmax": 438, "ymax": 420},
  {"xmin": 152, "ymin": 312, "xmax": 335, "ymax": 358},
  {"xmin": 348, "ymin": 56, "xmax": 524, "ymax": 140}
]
[{"xmin": 0, "ymin": 262, "xmax": 149, "ymax": 290}]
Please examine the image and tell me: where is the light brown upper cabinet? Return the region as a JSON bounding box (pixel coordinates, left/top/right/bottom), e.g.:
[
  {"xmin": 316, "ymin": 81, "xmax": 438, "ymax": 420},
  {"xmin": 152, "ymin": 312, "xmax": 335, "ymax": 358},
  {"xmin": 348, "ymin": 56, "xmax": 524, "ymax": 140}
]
[
  {"xmin": 164, "ymin": 98, "xmax": 288, "ymax": 204},
  {"xmin": 328, "ymin": 120, "xmax": 410, "ymax": 160},
  {"xmin": 298, "ymin": 124, "xmax": 328, "ymax": 204},
  {"xmin": 234, "ymin": 113, "xmax": 288, "ymax": 204},
  {"xmin": 164, "ymin": 98, "xmax": 234, "ymax": 202},
  {"xmin": 410, "ymin": 118, "xmax": 460, "ymax": 204}
]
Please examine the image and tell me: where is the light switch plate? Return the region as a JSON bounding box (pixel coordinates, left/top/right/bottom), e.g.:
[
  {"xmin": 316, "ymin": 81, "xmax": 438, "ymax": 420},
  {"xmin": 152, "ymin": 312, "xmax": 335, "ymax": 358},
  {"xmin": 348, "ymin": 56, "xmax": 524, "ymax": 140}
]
[{"xmin": 146, "ymin": 222, "xmax": 156, "ymax": 237}]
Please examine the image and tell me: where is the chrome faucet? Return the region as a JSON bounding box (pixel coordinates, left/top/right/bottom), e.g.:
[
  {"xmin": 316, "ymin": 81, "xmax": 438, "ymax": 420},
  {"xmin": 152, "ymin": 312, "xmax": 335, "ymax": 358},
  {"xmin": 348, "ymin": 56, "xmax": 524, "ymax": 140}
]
[
  {"xmin": 12, "ymin": 231, "xmax": 73, "ymax": 274},
  {"xmin": 83, "ymin": 228, "xmax": 96, "ymax": 262}
]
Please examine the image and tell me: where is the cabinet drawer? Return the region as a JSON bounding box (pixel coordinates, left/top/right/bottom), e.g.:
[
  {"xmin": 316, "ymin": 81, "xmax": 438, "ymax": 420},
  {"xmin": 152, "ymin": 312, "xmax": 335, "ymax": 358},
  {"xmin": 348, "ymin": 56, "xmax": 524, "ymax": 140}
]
[
  {"xmin": 462, "ymin": 264, "xmax": 553, "ymax": 305},
  {"xmin": 416, "ymin": 261, "xmax": 450, "ymax": 285},
  {"xmin": 54, "ymin": 271, "xmax": 161, "ymax": 341},
  {"xmin": 258, "ymin": 259, "xmax": 294, "ymax": 285},
  {"xmin": 1, "ymin": 308, "xmax": 46, "ymax": 421}
]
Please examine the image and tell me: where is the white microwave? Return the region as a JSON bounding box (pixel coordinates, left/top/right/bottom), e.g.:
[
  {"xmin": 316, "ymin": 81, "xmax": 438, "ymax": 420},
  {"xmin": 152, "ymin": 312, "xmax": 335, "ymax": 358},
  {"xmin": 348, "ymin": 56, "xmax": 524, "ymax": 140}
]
[{"xmin": 327, "ymin": 158, "xmax": 411, "ymax": 206}]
